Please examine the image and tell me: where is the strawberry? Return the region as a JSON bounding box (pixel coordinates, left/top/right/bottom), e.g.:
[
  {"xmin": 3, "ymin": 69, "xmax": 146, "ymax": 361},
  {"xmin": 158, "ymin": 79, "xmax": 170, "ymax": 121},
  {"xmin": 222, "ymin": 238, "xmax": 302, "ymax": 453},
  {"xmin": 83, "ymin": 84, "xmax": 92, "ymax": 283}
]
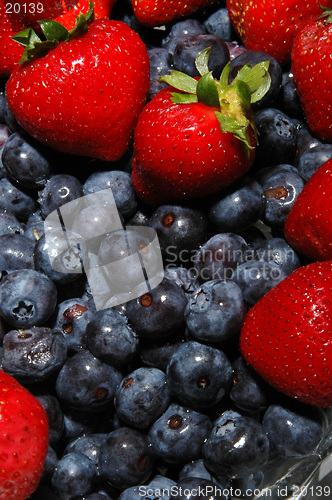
[
  {"xmin": 240, "ymin": 261, "xmax": 332, "ymax": 407},
  {"xmin": 132, "ymin": 0, "xmax": 218, "ymax": 27},
  {"xmin": 226, "ymin": 0, "xmax": 331, "ymax": 66},
  {"xmin": 132, "ymin": 50, "xmax": 271, "ymax": 205},
  {"xmin": 6, "ymin": 7, "xmax": 150, "ymax": 161},
  {"xmin": 291, "ymin": 7, "xmax": 332, "ymax": 142},
  {"xmin": 0, "ymin": 0, "xmax": 25, "ymax": 78},
  {"xmin": 0, "ymin": 369, "xmax": 49, "ymax": 499},
  {"xmin": 284, "ymin": 159, "xmax": 332, "ymax": 262}
]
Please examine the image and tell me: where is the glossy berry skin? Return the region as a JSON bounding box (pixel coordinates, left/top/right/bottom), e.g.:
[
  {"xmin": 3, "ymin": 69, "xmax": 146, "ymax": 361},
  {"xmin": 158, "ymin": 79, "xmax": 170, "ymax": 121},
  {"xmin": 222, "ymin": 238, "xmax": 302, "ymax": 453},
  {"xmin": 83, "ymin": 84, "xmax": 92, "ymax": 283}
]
[
  {"xmin": 0, "ymin": 370, "xmax": 49, "ymax": 500},
  {"xmin": 38, "ymin": 174, "xmax": 83, "ymax": 218},
  {"xmin": 230, "ymin": 357, "xmax": 270, "ymax": 413},
  {"xmin": 227, "ymin": 0, "xmax": 329, "ymax": 65},
  {"xmin": 115, "ymin": 367, "xmax": 171, "ymax": 428},
  {"xmin": 185, "ymin": 279, "xmax": 247, "ymax": 343},
  {"xmin": 284, "ymin": 159, "xmax": 332, "ymax": 261},
  {"xmin": 0, "ymin": 177, "xmax": 37, "ymax": 221},
  {"xmin": 262, "ymin": 403, "xmax": 328, "ymax": 458},
  {"xmin": 166, "ymin": 341, "xmax": 233, "ymax": 408},
  {"xmin": 204, "ymin": 7, "xmax": 236, "ymax": 41},
  {"xmin": 250, "ymin": 237, "xmax": 301, "ymax": 276},
  {"xmin": 202, "ymin": 410, "xmax": 270, "ymax": 479},
  {"xmin": 292, "ymin": 14, "xmax": 332, "ymax": 142},
  {"xmin": 295, "ymin": 141, "xmax": 332, "ymax": 181},
  {"xmin": 148, "ymin": 403, "xmax": 212, "ymax": 464},
  {"xmin": 64, "ymin": 433, "xmax": 107, "ymax": 472},
  {"xmin": 0, "ymin": 233, "xmax": 35, "ymax": 271},
  {"xmin": 163, "ymin": 267, "xmax": 199, "ymax": 295},
  {"xmin": 6, "ymin": 20, "xmax": 150, "ymax": 162},
  {"xmin": 170, "ymin": 477, "xmax": 225, "ymax": 500},
  {"xmin": 51, "ymin": 452, "xmax": 97, "ymax": 499},
  {"xmin": 119, "ymin": 475, "xmax": 176, "ymax": 500},
  {"xmin": 0, "ymin": 210, "xmax": 24, "ymax": 236},
  {"xmin": 99, "ymin": 427, "xmax": 155, "ymax": 489},
  {"xmin": 132, "ymin": 86, "xmax": 255, "ymax": 205},
  {"xmin": 0, "ymin": 269, "xmax": 57, "ymax": 328},
  {"xmin": 0, "ymin": 0, "xmax": 25, "ymax": 78},
  {"xmin": 240, "ymin": 261, "xmax": 332, "ymax": 407},
  {"xmin": 36, "ymin": 395, "xmax": 64, "ymax": 447}
]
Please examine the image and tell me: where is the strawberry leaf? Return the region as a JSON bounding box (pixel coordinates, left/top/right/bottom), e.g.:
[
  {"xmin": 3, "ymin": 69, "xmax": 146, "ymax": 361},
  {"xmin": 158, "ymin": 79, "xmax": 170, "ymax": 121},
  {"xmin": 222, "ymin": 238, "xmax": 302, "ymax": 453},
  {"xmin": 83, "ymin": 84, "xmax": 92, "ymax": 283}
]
[
  {"xmin": 171, "ymin": 93, "xmax": 199, "ymax": 104},
  {"xmin": 234, "ymin": 61, "xmax": 271, "ymax": 103},
  {"xmin": 219, "ymin": 62, "xmax": 231, "ymax": 90},
  {"xmin": 159, "ymin": 71, "xmax": 198, "ymax": 94},
  {"xmin": 195, "ymin": 47, "xmax": 210, "ymax": 77},
  {"xmin": 38, "ymin": 20, "xmax": 68, "ymax": 42},
  {"xmin": 215, "ymin": 111, "xmax": 252, "ymax": 149},
  {"xmin": 196, "ymin": 73, "xmax": 220, "ymax": 108},
  {"xmin": 12, "ymin": 27, "xmax": 41, "ymax": 48}
]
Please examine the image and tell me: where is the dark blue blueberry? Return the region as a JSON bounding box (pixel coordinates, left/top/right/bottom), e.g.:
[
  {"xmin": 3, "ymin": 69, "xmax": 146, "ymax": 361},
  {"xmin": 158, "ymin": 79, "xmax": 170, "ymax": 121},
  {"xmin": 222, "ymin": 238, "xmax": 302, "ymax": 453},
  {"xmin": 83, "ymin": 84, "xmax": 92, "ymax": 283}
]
[
  {"xmin": 253, "ymin": 108, "xmax": 297, "ymax": 166},
  {"xmin": 148, "ymin": 403, "xmax": 212, "ymax": 464},
  {"xmin": 0, "ymin": 177, "xmax": 38, "ymax": 221},
  {"xmin": 277, "ymin": 71, "xmax": 304, "ymax": 119},
  {"xmin": 40, "ymin": 446, "xmax": 59, "ymax": 484},
  {"xmin": 4, "ymin": 95, "xmax": 21, "ymax": 132},
  {"xmin": 162, "ymin": 19, "xmax": 206, "ymax": 57},
  {"xmin": 230, "ymin": 51, "xmax": 282, "ymax": 110},
  {"xmin": 185, "ymin": 280, "xmax": 246, "ymax": 343},
  {"xmin": 202, "ymin": 410, "xmax": 270, "ymax": 478},
  {"xmin": 0, "ymin": 210, "xmax": 23, "ymax": 236},
  {"xmin": 51, "ymin": 297, "xmax": 95, "ymax": 352},
  {"xmin": 99, "ymin": 427, "xmax": 155, "ymax": 489},
  {"xmin": 259, "ymin": 168, "xmax": 305, "ymax": 229},
  {"xmin": 179, "ymin": 459, "xmax": 218, "ymax": 482},
  {"xmin": 64, "ymin": 433, "xmax": 108, "ymax": 475},
  {"xmin": 262, "ymin": 402, "xmax": 328, "ymax": 458},
  {"xmin": 229, "ymin": 357, "xmax": 270, "ymax": 414},
  {"xmin": 163, "ymin": 267, "xmax": 199, "ymax": 295},
  {"xmin": 85, "ymin": 494, "xmax": 114, "ymax": 500},
  {"xmin": 83, "ymin": 170, "xmax": 137, "ymax": 220},
  {"xmin": 231, "ymin": 261, "xmax": 287, "ymax": 305},
  {"xmin": 119, "ymin": 475, "xmax": 176, "ymax": 500},
  {"xmin": 139, "ymin": 334, "xmax": 186, "ymax": 372},
  {"xmin": 0, "ymin": 233, "xmax": 35, "ymax": 271},
  {"xmin": 254, "ymin": 163, "xmax": 298, "ymax": 187},
  {"xmin": 51, "ymin": 452, "xmax": 97, "ymax": 499},
  {"xmin": 25, "ymin": 208, "xmax": 44, "ymax": 229},
  {"xmin": 208, "ymin": 178, "xmax": 264, "ymax": 233},
  {"xmin": 55, "ymin": 349, "xmax": 122, "ymax": 412},
  {"xmin": 24, "ymin": 221, "xmax": 47, "ymax": 242},
  {"xmin": 0, "ymin": 92, "xmax": 6, "ymax": 123},
  {"xmin": 38, "ymin": 174, "xmax": 83, "ymax": 218},
  {"xmin": 172, "ymin": 34, "xmax": 229, "ymax": 79},
  {"xmin": 148, "ymin": 205, "xmax": 208, "ymax": 266},
  {"xmin": 36, "ymin": 395, "xmax": 64, "ymax": 447},
  {"xmin": 203, "ymin": 8, "xmax": 236, "ymax": 41},
  {"xmin": 0, "ymin": 269, "xmax": 57, "ymax": 328},
  {"xmin": 170, "ymin": 478, "xmax": 225, "ymax": 500},
  {"xmin": 166, "ymin": 341, "xmax": 233, "ymax": 409},
  {"xmin": 250, "ymin": 237, "xmax": 301, "ymax": 276},
  {"xmin": 63, "ymin": 410, "xmax": 100, "ymax": 443},
  {"xmin": 115, "ymin": 367, "xmax": 171, "ymax": 428},
  {"xmin": 34, "ymin": 229, "xmax": 83, "ymax": 284},
  {"xmin": 126, "ymin": 278, "xmax": 187, "ymax": 340},
  {"xmin": 1, "ymin": 327, "xmax": 67, "ymax": 384},
  {"xmin": 148, "ymin": 47, "xmax": 173, "ymax": 100},
  {"xmin": 86, "ymin": 308, "xmax": 139, "ymax": 368},
  {"xmin": 295, "ymin": 142, "xmax": 332, "ymax": 181},
  {"xmin": 231, "ymin": 471, "xmax": 264, "ymax": 499},
  {"xmin": 1, "ymin": 131, "xmax": 53, "ymax": 189},
  {"xmin": 194, "ymin": 233, "xmax": 249, "ymax": 281}
]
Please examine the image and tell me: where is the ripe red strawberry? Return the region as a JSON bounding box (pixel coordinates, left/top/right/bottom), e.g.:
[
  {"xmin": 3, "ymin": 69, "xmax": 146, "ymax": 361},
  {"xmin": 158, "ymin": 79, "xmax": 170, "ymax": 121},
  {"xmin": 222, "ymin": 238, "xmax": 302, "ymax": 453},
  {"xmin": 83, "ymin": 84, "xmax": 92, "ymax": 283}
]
[
  {"xmin": 132, "ymin": 0, "xmax": 218, "ymax": 27},
  {"xmin": 227, "ymin": 0, "xmax": 331, "ymax": 66},
  {"xmin": 284, "ymin": 159, "xmax": 332, "ymax": 262},
  {"xmin": 291, "ymin": 7, "xmax": 332, "ymax": 141},
  {"xmin": 6, "ymin": 10, "xmax": 149, "ymax": 161},
  {"xmin": 132, "ymin": 52, "xmax": 271, "ymax": 205},
  {"xmin": 0, "ymin": 369, "xmax": 49, "ymax": 499},
  {"xmin": 240, "ymin": 261, "xmax": 332, "ymax": 407},
  {"xmin": 0, "ymin": 0, "xmax": 25, "ymax": 78}
]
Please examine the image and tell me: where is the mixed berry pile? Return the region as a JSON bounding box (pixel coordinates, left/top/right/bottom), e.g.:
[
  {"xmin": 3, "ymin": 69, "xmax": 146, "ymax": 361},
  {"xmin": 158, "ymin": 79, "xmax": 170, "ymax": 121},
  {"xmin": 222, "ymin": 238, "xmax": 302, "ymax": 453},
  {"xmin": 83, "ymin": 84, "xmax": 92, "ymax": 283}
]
[{"xmin": 0, "ymin": 0, "xmax": 331, "ymax": 499}]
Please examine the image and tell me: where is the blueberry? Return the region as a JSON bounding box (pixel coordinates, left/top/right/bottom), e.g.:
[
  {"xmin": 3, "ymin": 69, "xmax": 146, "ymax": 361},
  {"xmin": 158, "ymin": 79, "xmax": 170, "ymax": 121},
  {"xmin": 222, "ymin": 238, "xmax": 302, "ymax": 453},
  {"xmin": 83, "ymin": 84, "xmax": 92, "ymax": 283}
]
[
  {"xmin": 254, "ymin": 163, "xmax": 298, "ymax": 187},
  {"xmin": 99, "ymin": 427, "xmax": 155, "ymax": 489},
  {"xmin": 230, "ymin": 51, "xmax": 282, "ymax": 110},
  {"xmin": 148, "ymin": 47, "xmax": 173, "ymax": 100},
  {"xmin": 83, "ymin": 170, "xmax": 137, "ymax": 220},
  {"xmin": 172, "ymin": 34, "xmax": 229, "ymax": 79},
  {"xmin": 148, "ymin": 403, "xmax": 212, "ymax": 464},
  {"xmin": 166, "ymin": 341, "xmax": 233, "ymax": 409},
  {"xmin": 139, "ymin": 334, "xmax": 186, "ymax": 372},
  {"xmin": 64, "ymin": 433, "xmax": 108, "ymax": 475},
  {"xmin": 0, "ymin": 92, "xmax": 6, "ymax": 123},
  {"xmin": 86, "ymin": 308, "xmax": 139, "ymax": 368},
  {"xmin": 38, "ymin": 174, "xmax": 83, "ymax": 218},
  {"xmin": 55, "ymin": 349, "xmax": 122, "ymax": 412},
  {"xmin": 262, "ymin": 402, "xmax": 328, "ymax": 458},
  {"xmin": 203, "ymin": 8, "xmax": 236, "ymax": 41},
  {"xmin": 36, "ymin": 395, "xmax": 65, "ymax": 447},
  {"xmin": 185, "ymin": 280, "xmax": 246, "ymax": 343},
  {"xmin": 179, "ymin": 459, "xmax": 218, "ymax": 482},
  {"xmin": 0, "ymin": 177, "xmax": 37, "ymax": 221},
  {"xmin": 1, "ymin": 327, "xmax": 67, "ymax": 384},
  {"xmin": 162, "ymin": 19, "xmax": 206, "ymax": 57},
  {"xmin": 277, "ymin": 71, "xmax": 304, "ymax": 119},
  {"xmin": 208, "ymin": 178, "xmax": 264, "ymax": 233},
  {"xmin": 119, "ymin": 475, "xmax": 177, "ymax": 500},
  {"xmin": 1, "ymin": 131, "xmax": 53, "ymax": 189},
  {"xmin": 0, "ymin": 210, "xmax": 24, "ymax": 236},
  {"xmin": 229, "ymin": 357, "xmax": 270, "ymax": 414},
  {"xmin": 126, "ymin": 278, "xmax": 187, "ymax": 340},
  {"xmin": 170, "ymin": 478, "xmax": 225, "ymax": 500},
  {"xmin": 63, "ymin": 410, "xmax": 100, "ymax": 443},
  {"xmin": 163, "ymin": 267, "xmax": 199, "ymax": 295},
  {"xmin": 295, "ymin": 142, "xmax": 332, "ymax": 181},
  {"xmin": 0, "ymin": 233, "xmax": 35, "ymax": 271},
  {"xmin": 231, "ymin": 261, "xmax": 287, "ymax": 305},
  {"xmin": 250, "ymin": 237, "xmax": 301, "ymax": 276},
  {"xmin": 194, "ymin": 233, "xmax": 249, "ymax": 281},
  {"xmin": 115, "ymin": 367, "xmax": 171, "ymax": 428},
  {"xmin": 40, "ymin": 446, "xmax": 59, "ymax": 484},
  {"xmin": 51, "ymin": 452, "xmax": 97, "ymax": 499},
  {"xmin": 254, "ymin": 108, "xmax": 297, "ymax": 166},
  {"xmin": 0, "ymin": 269, "xmax": 57, "ymax": 328},
  {"xmin": 148, "ymin": 205, "xmax": 208, "ymax": 266},
  {"xmin": 202, "ymin": 410, "xmax": 270, "ymax": 478},
  {"xmin": 231, "ymin": 471, "xmax": 264, "ymax": 499}
]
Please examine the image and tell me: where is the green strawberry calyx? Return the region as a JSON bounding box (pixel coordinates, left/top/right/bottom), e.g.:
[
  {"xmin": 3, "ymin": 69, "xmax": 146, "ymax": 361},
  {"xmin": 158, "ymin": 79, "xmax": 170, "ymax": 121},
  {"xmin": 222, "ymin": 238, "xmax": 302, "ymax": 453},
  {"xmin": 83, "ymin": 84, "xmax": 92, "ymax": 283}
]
[
  {"xmin": 12, "ymin": 0, "xmax": 94, "ymax": 63},
  {"xmin": 159, "ymin": 48, "xmax": 271, "ymax": 151},
  {"xmin": 318, "ymin": 4, "xmax": 332, "ymax": 22}
]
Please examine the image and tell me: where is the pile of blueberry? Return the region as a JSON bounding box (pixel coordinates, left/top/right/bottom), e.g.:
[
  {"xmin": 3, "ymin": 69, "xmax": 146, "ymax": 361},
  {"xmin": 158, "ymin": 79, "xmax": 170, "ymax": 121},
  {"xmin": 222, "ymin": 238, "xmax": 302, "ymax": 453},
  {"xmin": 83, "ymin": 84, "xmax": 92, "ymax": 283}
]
[{"xmin": 0, "ymin": 1, "xmax": 332, "ymax": 499}]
